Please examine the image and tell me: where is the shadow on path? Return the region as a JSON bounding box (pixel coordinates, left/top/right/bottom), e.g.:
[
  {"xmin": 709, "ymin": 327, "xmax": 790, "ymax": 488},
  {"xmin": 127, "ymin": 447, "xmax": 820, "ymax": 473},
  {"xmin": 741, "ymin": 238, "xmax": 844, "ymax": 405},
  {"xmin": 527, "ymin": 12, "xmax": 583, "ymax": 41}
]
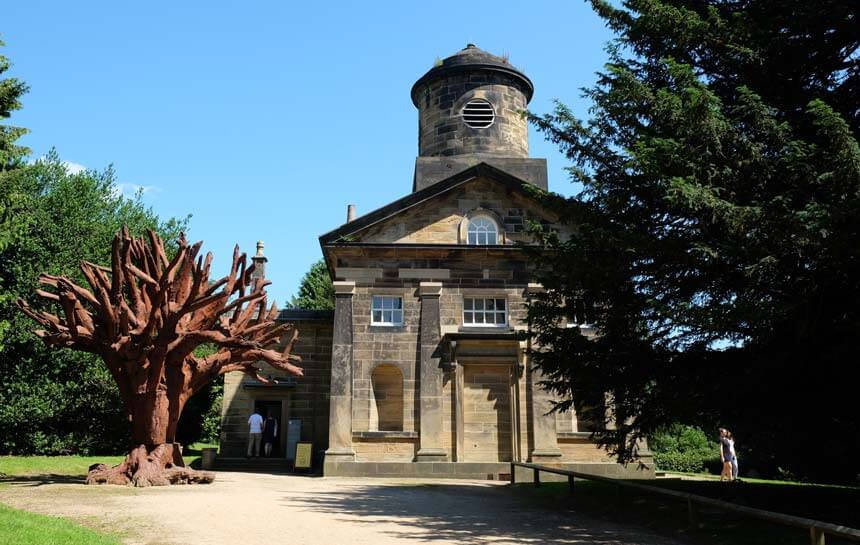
[{"xmin": 283, "ymin": 481, "xmax": 683, "ymax": 545}]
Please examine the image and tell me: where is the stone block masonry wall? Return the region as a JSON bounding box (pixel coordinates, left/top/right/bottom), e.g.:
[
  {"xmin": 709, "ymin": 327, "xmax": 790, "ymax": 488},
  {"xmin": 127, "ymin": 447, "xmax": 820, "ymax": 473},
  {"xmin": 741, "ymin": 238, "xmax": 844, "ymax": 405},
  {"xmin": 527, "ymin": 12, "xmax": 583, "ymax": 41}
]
[
  {"xmin": 286, "ymin": 322, "xmax": 333, "ymax": 449},
  {"xmin": 333, "ymin": 256, "xmax": 533, "ymax": 337},
  {"xmin": 416, "ymin": 72, "xmax": 530, "ymax": 158},
  {"xmin": 220, "ymin": 321, "xmax": 332, "ymax": 457},
  {"xmin": 556, "ymin": 408, "xmax": 598, "ymax": 434},
  {"xmin": 221, "ymin": 372, "xmax": 251, "ymax": 456},
  {"xmin": 352, "ymin": 286, "xmax": 419, "ymax": 435},
  {"xmin": 558, "ymin": 437, "xmax": 614, "ymax": 463},
  {"xmin": 323, "ymin": 247, "xmax": 643, "ymax": 469},
  {"xmin": 353, "ymin": 438, "xmax": 418, "ymax": 462},
  {"xmin": 333, "ymin": 248, "xmax": 536, "ymax": 463},
  {"xmin": 413, "ymin": 156, "xmax": 548, "ymax": 192}
]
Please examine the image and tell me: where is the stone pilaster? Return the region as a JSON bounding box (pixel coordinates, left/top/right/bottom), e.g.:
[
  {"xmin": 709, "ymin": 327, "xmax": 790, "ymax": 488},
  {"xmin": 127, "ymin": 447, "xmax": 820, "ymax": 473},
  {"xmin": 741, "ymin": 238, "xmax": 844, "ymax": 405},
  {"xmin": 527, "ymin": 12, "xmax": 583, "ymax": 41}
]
[
  {"xmin": 325, "ymin": 281, "xmax": 356, "ymax": 463},
  {"xmin": 416, "ymin": 281, "xmax": 447, "ymax": 461},
  {"xmin": 511, "ymin": 342, "xmax": 525, "ymax": 463},
  {"xmin": 528, "ymin": 365, "xmax": 563, "ymax": 461},
  {"xmin": 454, "ymin": 362, "xmax": 465, "ymax": 462},
  {"xmin": 526, "ymin": 282, "xmax": 562, "ymax": 461}
]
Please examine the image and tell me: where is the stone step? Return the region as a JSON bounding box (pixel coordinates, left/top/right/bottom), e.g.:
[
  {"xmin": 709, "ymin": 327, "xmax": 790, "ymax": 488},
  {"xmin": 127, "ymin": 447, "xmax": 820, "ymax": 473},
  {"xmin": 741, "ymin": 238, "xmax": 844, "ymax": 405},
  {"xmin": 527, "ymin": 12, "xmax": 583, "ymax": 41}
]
[
  {"xmin": 211, "ymin": 457, "xmax": 293, "ymax": 472},
  {"xmin": 213, "ymin": 467, "xmax": 294, "ymax": 474},
  {"xmin": 214, "ymin": 457, "xmax": 289, "ymax": 466},
  {"xmin": 216, "ymin": 457, "xmax": 289, "ymax": 463}
]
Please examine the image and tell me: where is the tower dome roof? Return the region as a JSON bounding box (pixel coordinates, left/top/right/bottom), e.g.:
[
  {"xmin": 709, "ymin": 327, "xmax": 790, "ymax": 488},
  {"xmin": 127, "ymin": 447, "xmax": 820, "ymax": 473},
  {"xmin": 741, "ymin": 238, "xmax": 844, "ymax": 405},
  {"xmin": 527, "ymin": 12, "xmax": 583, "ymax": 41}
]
[{"xmin": 411, "ymin": 44, "xmax": 534, "ymax": 107}]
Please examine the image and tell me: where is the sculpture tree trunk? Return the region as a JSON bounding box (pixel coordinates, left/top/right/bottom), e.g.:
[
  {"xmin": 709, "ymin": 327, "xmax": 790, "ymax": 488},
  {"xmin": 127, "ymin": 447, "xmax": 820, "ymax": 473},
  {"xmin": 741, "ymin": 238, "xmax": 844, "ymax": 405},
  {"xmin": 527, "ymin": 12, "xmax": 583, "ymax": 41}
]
[
  {"xmin": 17, "ymin": 228, "xmax": 302, "ymax": 486},
  {"xmin": 85, "ymin": 385, "xmax": 195, "ymax": 486},
  {"xmin": 87, "ymin": 378, "xmax": 196, "ymax": 486}
]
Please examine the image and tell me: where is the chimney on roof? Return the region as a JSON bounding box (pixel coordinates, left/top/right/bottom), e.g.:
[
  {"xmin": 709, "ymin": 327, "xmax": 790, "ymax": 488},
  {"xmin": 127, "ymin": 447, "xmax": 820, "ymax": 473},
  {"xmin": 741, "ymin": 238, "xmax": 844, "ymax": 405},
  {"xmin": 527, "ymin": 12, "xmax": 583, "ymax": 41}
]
[
  {"xmin": 347, "ymin": 204, "xmax": 356, "ymax": 223},
  {"xmin": 252, "ymin": 240, "xmax": 267, "ymax": 282}
]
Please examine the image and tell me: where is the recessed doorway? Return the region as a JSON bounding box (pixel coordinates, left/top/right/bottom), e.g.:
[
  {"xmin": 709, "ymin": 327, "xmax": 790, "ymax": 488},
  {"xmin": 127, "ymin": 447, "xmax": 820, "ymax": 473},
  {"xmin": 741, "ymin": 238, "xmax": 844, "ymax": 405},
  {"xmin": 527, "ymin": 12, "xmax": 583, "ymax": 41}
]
[
  {"xmin": 254, "ymin": 400, "xmax": 283, "ymax": 458},
  {"xmin": 462, "ymin": 364, "xmax": 513, "ymax": 462}
]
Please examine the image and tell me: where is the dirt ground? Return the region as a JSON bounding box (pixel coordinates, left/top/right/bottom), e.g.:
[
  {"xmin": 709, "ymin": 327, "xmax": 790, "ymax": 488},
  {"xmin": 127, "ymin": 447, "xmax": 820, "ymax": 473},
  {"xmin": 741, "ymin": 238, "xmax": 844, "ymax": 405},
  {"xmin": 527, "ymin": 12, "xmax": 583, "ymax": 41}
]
[{"xmin": 0, "ymin": 472, "xmax": 687, "ymax": 545}]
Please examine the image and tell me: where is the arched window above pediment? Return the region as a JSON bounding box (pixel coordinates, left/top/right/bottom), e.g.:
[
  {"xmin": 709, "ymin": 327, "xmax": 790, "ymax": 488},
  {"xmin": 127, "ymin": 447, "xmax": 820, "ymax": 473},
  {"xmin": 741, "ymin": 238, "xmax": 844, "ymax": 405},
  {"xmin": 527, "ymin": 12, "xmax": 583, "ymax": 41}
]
[{"xmin": 458, "ymin": 208, "xmax": 506, "ymax": 245}]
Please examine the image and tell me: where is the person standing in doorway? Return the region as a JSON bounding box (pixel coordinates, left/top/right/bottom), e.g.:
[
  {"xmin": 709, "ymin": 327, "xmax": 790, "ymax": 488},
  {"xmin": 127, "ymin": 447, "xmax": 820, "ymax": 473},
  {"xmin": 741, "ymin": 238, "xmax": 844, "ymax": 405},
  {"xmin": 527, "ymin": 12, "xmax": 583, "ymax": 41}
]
[
  {"xmin": 247, "ymin": 409, "xmax": 264, "ymax": 458},
  {"xmin": 263, "ymin": 410, "xmax": 278, "ymax": 457}
]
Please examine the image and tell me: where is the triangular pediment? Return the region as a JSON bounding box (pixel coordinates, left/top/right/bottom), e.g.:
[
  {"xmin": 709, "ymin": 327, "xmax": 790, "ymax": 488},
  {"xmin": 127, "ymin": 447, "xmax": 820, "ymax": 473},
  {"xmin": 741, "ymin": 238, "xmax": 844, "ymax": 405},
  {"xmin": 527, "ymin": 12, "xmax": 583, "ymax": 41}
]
[{"xmin": 319, "ymin": 163, "xmax": 560, "ymax": 246}]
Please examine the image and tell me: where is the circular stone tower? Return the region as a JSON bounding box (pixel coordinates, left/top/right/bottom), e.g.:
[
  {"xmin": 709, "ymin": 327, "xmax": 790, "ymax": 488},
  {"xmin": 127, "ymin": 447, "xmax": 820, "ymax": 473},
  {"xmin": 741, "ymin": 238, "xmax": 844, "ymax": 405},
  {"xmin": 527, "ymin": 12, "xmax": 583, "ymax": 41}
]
[{"xmin": 411, "ymin": 44, "xmax": 534, "ymax": 158}]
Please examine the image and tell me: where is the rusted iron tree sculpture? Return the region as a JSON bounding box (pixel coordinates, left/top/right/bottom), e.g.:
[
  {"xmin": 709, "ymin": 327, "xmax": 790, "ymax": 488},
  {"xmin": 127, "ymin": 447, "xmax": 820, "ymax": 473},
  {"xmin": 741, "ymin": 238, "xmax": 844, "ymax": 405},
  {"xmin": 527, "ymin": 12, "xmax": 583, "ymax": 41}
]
[{"xmin": 16, "ymin": 228, "xmax": 302, "ymax": 486}]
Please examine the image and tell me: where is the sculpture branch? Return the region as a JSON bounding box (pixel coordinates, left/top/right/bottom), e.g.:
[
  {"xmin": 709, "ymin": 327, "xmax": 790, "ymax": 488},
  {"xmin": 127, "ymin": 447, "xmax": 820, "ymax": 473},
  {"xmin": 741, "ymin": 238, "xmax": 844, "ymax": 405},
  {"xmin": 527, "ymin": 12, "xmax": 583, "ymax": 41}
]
[{"xmin": 16, "ymin": 228, "xmax": 302, "ymax": 487}]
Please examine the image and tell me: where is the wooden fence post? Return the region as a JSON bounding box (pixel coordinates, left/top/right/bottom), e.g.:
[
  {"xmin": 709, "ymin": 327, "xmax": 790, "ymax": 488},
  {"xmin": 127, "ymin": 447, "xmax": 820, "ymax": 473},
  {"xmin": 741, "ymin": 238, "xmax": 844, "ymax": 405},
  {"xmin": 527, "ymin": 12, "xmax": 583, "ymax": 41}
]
[
  {"xmin": 503, "ymin": 466, "xmax": 859, "ymax": 543},
  {"xmin": 810, "ymin": 527, "xmax": 825, "ymax": 545},
  {"xmin": 688, "ymin": 498, "xmax": 699, "ymax": 529}
]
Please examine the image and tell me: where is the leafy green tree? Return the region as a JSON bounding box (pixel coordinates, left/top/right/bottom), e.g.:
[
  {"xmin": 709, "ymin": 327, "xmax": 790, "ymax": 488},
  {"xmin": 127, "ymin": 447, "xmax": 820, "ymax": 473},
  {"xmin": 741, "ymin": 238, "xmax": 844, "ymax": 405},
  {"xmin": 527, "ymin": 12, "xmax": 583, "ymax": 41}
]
[
  {"xmin": 528, "ymin": 0, "xmax": 858, "ymax": 482},
  {"xmin": 176, "ymin": 344, "xmax": 222, "ymax": 446},
  {"xmin": 0, "ymin": 153, "xmax": 188, "ymax": 454},
  {"xmin": 290, "ymin": 259, "xmax": 334, "ymax": 310},
  {"xmin": 198, "ymin": 379, "xmax": 224, "ymax": 444}
]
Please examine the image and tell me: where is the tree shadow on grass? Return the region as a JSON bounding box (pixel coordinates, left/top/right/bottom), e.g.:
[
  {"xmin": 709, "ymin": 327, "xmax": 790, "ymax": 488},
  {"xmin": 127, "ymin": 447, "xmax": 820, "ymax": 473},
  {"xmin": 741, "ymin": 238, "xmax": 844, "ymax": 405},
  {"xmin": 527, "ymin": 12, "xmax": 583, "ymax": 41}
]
[
  {"xmin": 280, "ymin": 481, "xmax": 681, "ymax": 545},
  {"xmin": 0, "ymin": 474, "xmax": 86, "ymax": 487},
  {"xmin": 648, "ymin": 479, "xmax": 860, "ymax": 528}
]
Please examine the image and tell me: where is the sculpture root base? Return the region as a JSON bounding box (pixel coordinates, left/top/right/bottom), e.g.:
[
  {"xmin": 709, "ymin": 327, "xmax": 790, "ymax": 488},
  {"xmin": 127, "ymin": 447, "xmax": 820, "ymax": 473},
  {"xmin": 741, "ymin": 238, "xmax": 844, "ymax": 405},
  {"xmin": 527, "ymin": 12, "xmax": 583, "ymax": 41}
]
[{"xmin": 86, "ymin": 443, "xmax": 215, "ymax": 487}]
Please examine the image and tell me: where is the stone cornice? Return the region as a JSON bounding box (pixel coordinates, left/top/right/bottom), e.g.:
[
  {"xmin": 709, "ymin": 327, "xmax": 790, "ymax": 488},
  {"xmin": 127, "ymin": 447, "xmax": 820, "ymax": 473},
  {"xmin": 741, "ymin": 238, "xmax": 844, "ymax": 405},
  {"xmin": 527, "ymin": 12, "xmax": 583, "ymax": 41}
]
[
  {"xmin": 418, "ymin": 281, "xmax": 443, "ymax": 297},
  {"xmin": 333, "ymin": 281, "xmax": 356, "ymax": 296}
]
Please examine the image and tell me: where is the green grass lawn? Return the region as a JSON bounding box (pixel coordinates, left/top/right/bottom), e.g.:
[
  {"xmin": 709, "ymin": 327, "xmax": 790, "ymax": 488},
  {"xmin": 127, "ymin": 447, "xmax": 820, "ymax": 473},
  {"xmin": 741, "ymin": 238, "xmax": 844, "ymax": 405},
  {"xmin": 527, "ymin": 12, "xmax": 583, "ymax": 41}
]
[
  {"xmin": 184, "ymin": 442, "xmax": 218, "ymax": 456},
  {"xmin": 0, "ymin": 456, "xmax": 125, "ymax": 478},
  {"xmin": 511, "ymin": 476, "xmax": 860, "ymax": 545},
  {"xmin": 646, "ymin": 476, "xmax": 859, "ymax": 528},
  {"xmin": 665, "ymin": 469, "xmax": 858, "ymax": 488},
  {"xmin": 0, "ymin": 504, "xmax": 121, "ymax": 545},
  {"xmin": 0, "ymin": 443, "xmax": 217, "ymax": 478},
  {"xmin": 0, "ymin": 444, "xmax": 220, "ymax": 545}
]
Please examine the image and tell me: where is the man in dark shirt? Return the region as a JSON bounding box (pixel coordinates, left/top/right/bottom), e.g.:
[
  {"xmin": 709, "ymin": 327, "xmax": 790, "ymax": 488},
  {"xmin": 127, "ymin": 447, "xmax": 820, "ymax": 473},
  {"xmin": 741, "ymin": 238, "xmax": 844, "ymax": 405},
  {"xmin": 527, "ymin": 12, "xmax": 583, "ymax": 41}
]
[{"xmin": 263, "ymin": 411, "xmax": 278, "ymax": 457}]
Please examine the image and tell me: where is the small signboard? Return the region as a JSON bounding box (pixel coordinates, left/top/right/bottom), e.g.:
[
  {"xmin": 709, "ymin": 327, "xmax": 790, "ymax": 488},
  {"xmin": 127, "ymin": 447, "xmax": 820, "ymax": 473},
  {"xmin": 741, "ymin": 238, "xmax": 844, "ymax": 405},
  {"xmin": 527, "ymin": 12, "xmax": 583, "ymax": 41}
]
[{"xmin": 294, "ymin": 442, "xmax": 313, "ymax": 470}]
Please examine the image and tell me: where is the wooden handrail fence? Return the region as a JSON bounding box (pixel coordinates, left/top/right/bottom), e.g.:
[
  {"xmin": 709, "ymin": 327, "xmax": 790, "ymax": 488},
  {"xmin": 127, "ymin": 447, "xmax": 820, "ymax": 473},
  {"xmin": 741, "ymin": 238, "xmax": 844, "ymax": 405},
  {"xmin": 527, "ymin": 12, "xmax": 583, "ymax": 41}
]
[{"xmin": 510, "ymin": 462, "xmax": 860, "ymax": 545}]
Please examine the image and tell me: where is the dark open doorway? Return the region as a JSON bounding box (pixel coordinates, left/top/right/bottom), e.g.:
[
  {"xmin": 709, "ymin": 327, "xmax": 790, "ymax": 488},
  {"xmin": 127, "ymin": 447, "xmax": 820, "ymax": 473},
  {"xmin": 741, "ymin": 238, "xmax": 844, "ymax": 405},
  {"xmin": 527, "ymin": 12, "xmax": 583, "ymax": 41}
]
[{"xmin": 254, "ymin": 400, "xmax": 283, "ymax": 458}]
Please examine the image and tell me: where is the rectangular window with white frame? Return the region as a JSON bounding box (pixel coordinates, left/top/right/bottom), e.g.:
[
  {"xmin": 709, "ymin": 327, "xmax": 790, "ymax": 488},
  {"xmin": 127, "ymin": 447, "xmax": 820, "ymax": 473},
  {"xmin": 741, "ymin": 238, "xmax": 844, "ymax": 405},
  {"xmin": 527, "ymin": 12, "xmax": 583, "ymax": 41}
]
[
  {"xmin": 463, "ymin": 297, "xmax": 507, "ymax": 327},
  {"xmin": 371, "ymin": 296, "xmax": 403, "ymax": 326}
]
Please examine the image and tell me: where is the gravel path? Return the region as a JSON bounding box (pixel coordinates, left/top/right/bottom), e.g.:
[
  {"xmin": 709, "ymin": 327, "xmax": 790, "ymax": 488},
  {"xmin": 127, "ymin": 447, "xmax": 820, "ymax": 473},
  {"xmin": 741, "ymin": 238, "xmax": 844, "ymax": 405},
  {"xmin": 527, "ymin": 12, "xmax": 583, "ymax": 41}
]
[{"xmin": 0, "ymin": 472, "xmax": 687, "ymax": 545}]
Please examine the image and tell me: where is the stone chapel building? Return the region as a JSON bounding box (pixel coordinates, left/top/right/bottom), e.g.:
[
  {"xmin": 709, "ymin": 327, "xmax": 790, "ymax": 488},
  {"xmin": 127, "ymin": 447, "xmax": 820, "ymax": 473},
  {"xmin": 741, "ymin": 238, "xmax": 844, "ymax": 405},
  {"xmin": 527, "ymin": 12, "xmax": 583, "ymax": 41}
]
[{"xmin": 219, "ymin": 45, "xmax": 653, "ymax": 479}]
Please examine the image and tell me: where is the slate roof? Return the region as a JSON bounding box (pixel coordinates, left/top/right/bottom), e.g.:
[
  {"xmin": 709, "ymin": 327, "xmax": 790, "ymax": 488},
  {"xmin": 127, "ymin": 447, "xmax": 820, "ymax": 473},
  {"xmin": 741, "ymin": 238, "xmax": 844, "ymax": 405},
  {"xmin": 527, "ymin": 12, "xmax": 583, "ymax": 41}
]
[{"xmin": 411, "ymin": 44, "xmax": 533, "ymax": 105}]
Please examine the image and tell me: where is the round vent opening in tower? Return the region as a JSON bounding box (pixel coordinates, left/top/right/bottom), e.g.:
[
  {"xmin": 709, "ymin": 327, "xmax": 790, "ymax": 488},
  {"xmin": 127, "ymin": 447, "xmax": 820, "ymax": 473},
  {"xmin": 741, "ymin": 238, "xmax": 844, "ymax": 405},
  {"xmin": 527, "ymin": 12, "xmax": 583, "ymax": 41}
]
[{"xmin": 462, "ymin": 99, "xmax": 495, "ymax": 129}]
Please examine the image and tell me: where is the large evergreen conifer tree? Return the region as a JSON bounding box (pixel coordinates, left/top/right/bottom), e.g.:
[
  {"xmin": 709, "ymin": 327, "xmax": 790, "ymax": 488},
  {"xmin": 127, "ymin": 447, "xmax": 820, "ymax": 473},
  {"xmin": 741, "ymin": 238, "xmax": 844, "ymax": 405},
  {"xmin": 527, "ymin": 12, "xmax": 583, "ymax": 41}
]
[
  {"xmin": 0, "ymin": 37, "xmax": 28, "ymax": 172},
  {"xmin": 529, "ymin": 0, "xmax": 858, "ymax": 482}
]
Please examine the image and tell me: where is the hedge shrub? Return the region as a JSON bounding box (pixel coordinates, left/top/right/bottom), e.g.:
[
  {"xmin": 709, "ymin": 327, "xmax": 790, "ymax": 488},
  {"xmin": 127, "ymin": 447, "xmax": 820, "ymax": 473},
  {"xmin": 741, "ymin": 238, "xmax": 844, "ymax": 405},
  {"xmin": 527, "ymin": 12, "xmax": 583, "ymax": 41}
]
[{"xmin": 649, "ymin": 424, "xmax": 721, "ymax": 474}]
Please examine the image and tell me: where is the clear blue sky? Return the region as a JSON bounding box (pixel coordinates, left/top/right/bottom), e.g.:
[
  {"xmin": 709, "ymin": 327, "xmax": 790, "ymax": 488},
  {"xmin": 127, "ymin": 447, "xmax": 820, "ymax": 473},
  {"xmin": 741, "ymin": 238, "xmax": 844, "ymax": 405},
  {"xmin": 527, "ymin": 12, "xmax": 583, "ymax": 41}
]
[{"xmin": 4, "ymin": 1, "xmax": 614, "ymax": 305}]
